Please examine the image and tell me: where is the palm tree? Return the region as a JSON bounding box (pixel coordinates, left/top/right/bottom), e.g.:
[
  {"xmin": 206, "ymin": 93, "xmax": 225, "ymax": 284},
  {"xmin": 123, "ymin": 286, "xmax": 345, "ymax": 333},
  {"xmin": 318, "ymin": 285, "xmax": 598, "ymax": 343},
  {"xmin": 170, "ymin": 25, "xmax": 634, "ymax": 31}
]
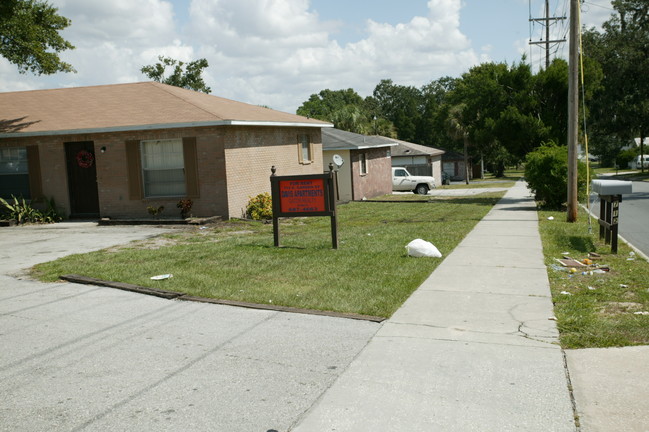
[{"xmin": 446, "ymin": 104, "xmax": 470, "ymax": 184}]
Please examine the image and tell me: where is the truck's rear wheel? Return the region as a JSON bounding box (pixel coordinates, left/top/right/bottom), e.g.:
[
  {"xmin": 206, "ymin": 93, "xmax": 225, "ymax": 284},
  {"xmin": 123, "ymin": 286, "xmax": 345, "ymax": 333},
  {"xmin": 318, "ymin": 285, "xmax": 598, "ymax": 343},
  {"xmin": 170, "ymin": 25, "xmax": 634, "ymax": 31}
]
[{"xmin": 415, "ymin": 184, "xmax": 429, "ymax": 195}]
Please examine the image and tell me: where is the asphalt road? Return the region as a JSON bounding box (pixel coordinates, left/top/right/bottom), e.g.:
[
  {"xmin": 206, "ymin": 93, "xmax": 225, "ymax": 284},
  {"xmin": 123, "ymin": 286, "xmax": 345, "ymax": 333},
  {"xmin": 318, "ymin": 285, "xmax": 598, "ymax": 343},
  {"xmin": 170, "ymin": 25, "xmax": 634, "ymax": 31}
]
[
  {"xmin": 617, "ymin": 181, "xmax": 649, "ymax": 257},
  {"xmin": 0, "ymin": 222, "xmax": 379, "ymax": 432}
]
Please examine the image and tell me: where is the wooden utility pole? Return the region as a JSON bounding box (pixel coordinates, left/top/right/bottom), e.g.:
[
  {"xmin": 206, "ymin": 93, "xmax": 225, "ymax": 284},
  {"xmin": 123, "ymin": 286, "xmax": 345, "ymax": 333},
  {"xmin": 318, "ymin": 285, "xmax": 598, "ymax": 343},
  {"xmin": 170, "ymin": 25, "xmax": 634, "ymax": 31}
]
[
  {"xmin": 529, "ymin": 0, "xmax": 566, "ymax": 69},
  {"xmin": 567, "ymin": 0, "xmax": 579, "ymax": 222}
]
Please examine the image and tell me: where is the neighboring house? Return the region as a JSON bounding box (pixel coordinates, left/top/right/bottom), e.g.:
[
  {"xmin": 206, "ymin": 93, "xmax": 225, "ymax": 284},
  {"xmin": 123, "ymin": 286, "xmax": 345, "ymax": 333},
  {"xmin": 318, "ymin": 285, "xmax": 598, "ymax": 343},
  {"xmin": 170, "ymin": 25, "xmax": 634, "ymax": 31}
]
[
  {"xmin": 322, "ymin": 128, "xmax": 395, "ymax": 201},
  {"xmin": 389, "ymin": 139, "xmax": 445, "ymax": 187},
  {"xmin": 621, "ymin": 137, "xmax": 647, "ymax": 151},
  {"xmin": 439, "ymin": 148, "xmax": 471, "ymax": 182},
  {"xmin": 0, "ymin": 82, "xmax": 331, "ymax": 220}
]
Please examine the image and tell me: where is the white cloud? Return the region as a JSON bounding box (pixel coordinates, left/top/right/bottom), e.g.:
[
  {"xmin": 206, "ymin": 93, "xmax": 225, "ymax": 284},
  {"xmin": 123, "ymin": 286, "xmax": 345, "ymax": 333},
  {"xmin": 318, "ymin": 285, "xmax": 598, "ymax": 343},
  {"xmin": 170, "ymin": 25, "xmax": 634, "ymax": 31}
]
[
  {"xmin": 188, "ymin": 0, "xmax": 332, "ymax": 57},
  {"xmin": 58, "ymin": 0, "xmax": 177, "ymax": 47},
  {"xmin": 1, "ymin": 0, "xmax": 481, "ymax": 112},
  {"xmin": 187, "ymin": 0, "xmax": 479, "ymax": 111}
]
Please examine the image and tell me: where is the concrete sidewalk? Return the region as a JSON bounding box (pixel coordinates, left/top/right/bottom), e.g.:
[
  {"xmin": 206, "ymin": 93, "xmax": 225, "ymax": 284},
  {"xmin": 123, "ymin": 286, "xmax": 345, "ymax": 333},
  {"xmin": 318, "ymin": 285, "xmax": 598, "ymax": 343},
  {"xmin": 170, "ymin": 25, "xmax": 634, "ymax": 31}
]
[{"xmin": 292, "ymin": 180, "xmax": 577, "ymax": 431}]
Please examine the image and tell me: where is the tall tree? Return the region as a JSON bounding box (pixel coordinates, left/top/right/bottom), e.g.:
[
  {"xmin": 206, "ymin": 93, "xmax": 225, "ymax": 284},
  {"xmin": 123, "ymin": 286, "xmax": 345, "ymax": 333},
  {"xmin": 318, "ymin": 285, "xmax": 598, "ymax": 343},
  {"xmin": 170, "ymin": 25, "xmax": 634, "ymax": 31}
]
[
  {"xmin": 296, "ymin": 88, "xmax": 396, "ymax": 136},
  {"xmin": 445, "ymin": 104, "xmax": 471, "ymax": 184},
  {"xmin": 583, "ymin": 0, "xmax": 649, "ymax": 171},
  {"xmin": 417, "ymin": 77, "xmax": 457, "ymax": 148},
  {"xmin": 141, "ymin": 56, "xmax": 211, "ymax": 93},
  {"xmin": 534, "ymin": 59, "xmax": 570, "ymax": 146},
  {"xmin": 445, "ymin": 61, "xmax": 560, "ymax": 175},
  {"xmin": 296, "ymin": 89, "xmax": 364, "ymax": 120},
  {"xmin": 0, "ymin": 0, "xmax": 75, "ymax": 75},
  {"xmin": 370, "ymin": 79, "xmax": 423, "ymax": 142}
]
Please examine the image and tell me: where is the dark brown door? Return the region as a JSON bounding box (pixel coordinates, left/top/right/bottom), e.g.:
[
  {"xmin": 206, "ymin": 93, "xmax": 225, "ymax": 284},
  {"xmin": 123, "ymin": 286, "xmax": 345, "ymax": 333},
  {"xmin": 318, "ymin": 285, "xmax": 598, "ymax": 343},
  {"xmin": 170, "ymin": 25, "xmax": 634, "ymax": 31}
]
[{"xmin": 65, "ymin": 141, "xmax": 100, "ymax": 218}]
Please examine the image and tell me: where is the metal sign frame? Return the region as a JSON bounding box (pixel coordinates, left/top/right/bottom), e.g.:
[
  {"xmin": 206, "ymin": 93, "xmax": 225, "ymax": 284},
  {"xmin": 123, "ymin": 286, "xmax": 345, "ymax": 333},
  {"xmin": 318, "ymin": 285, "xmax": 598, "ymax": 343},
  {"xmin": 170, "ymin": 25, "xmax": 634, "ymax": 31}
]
[{"xmin": 270, "ymin": 165, "xmax": 338, "ymax": 249}]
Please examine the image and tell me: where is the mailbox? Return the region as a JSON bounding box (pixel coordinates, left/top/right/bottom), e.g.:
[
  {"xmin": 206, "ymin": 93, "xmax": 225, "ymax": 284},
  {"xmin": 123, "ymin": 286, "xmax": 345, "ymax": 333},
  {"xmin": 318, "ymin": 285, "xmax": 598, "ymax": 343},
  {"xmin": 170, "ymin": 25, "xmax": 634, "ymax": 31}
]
[
  {"xmin": 591, "ymin": 179, "xmax": 633, "ymax": 253},
  {"xmin": 591, "ymin": 179, "xmax": 632, "ymax": 196}
]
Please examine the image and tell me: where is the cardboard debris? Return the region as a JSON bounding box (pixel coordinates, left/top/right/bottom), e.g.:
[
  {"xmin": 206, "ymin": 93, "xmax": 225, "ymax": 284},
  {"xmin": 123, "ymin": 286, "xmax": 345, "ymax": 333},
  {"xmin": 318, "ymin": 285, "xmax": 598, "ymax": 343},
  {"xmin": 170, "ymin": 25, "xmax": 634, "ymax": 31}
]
[{"xmin": 556, "ymin": 258, "xmax": 586, "ymax": 267}]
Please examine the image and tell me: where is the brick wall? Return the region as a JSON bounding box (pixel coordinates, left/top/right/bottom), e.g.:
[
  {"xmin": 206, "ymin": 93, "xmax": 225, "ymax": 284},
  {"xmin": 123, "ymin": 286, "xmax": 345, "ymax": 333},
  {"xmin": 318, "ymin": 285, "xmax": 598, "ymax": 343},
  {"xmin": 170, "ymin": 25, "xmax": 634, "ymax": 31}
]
[
  {"xmin": 350, "ymin": 148, "xmax": 392, "ymax": 200},
  {"xmin": 1, "ymin": 125, "xmax": 323, "ymax": 220},
  {"xmin": 1, "ymin": 136, "xmax": 70, "ymax": 214}
]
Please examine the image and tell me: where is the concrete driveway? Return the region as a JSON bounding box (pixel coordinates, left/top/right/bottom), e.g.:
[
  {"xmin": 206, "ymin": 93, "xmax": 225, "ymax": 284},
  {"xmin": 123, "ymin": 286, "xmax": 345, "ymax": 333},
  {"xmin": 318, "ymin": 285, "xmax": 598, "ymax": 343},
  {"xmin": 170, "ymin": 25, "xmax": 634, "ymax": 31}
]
[{"xmin": 0, "ymin": 222, "xmax": 379, "ymax": 432}]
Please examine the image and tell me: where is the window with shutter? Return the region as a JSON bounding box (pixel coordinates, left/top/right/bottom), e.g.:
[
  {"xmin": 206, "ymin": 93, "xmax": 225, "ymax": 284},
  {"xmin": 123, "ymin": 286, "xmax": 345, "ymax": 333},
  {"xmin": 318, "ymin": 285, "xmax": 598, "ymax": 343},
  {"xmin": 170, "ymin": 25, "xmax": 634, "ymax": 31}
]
[{"xmin": 0, "ymin": 147, "xmax": 30, "ymax": 199}]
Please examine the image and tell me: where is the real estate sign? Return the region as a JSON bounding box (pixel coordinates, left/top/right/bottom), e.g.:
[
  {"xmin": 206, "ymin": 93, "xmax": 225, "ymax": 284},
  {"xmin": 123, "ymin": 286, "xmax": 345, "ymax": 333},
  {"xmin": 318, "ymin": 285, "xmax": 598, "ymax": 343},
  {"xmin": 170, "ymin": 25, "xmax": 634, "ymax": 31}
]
[
  {"xmin": 270, "ymin": 166, "xmax": 338, "ymax": 249},
  {"xmin": 278, "ymin": 178, "xmax": 326, "ymax": 213}
]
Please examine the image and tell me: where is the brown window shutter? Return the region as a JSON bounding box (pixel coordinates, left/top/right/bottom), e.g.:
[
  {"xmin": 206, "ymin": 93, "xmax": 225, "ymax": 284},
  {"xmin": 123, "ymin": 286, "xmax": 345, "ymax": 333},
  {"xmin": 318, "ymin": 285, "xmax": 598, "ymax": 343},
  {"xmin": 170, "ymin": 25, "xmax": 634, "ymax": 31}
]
[
  {"xmin": 182, "ymin": 137, "xmax": 199, "ymax": 198},
  {"xmin": 297, "ymin": 134, "xmax": 303, "ymax": 162},
  {"xmin": 308, "ymin": 135, "xmax": 314, "ymax": 162},
  {"xmin": 26, "ymin": 145, "xmax": 43, "ymax": 200},
  {"xmin": 297, "ymin": 134, "xmax": 312, "ymax": 164},
  {"xmin": 125, "ymin": 140, "xmax": 143, "ymax": 200}
]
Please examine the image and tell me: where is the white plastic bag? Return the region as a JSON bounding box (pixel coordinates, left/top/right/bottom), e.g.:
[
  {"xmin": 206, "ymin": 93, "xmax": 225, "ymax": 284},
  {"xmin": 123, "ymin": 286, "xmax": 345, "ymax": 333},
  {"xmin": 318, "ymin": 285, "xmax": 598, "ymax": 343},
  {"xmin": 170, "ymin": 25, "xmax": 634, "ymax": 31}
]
[{"xmin": 405, "ymin": 239, "xmax": 442, "ymax": 258}]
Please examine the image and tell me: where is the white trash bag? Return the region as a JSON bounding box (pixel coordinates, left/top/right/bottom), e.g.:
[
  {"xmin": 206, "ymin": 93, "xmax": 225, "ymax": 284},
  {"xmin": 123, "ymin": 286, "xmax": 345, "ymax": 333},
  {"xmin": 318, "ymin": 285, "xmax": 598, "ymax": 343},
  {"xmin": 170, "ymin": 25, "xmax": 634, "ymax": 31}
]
[{"xmin": 405, "ymin": 239, "xmax": 442, "ymax": 258}]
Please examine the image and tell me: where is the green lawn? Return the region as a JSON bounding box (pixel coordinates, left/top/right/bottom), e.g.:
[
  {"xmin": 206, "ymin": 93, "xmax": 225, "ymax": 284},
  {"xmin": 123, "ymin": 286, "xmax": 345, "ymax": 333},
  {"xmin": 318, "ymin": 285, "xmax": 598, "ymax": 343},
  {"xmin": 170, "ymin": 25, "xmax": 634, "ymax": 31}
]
[
  {"xmin": 538, "ymin": 208, "xmax": 649, "ymax": 348},
  {"xmin": 590, "ymin": 162, "xmax": 649, "ymax": 181},
  {"xmin": 440, "ymin": 181, "xmax": 516, "ymax": 189},
  {"xmin": 32, "ymin": 192, "xmax": 505, "ymax": 318},
  {"xmin": 479, "ymin": 169, "xmax": 525, "ymax": 182}
]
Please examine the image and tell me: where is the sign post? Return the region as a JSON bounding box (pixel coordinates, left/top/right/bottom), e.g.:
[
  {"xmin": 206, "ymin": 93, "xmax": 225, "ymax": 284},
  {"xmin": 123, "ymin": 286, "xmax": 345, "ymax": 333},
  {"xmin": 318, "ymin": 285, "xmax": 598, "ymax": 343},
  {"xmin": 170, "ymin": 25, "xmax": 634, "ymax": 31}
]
[
  {"xmin": 270, "ymin": 164, "xmax": 338, "ymax": 249},
  {"xmin": 598, "ymin": 195, "xmax": 621, "ymax": 253}
]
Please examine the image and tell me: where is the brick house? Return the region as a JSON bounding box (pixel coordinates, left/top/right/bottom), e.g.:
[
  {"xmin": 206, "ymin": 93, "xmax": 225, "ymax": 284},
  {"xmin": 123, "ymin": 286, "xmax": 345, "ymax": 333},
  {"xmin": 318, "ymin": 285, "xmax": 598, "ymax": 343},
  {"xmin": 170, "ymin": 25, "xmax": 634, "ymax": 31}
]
[
  {"xmin": 389, "ymin": 139, "xmax": 445, "ymax": 186},
  {"xmin": 0, "ymin": 82, "xmax": 331, "ymax": 220},
  {"xmin": 322, "ymin": 128, "xmax": 395, "ymax": 201}
]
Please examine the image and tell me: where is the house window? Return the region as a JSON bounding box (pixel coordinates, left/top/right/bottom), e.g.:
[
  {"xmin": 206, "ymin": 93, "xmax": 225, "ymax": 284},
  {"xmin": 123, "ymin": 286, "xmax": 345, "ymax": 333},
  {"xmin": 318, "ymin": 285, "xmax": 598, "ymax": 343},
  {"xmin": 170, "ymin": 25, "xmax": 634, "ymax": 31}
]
[
  {"xmin": 140, "ymin": 139, "xmax": 186, "ymax": 197},
  {"xmin": 298, "ymin": 134, "xmax": 312, "ymax": 164},
  {"xmin": 0, "ymin": 147, "xmax": 30, "ymax": 199},
  {"xmin": 360, "ymin": 152, "xmax": 368, "ymax": 175}
]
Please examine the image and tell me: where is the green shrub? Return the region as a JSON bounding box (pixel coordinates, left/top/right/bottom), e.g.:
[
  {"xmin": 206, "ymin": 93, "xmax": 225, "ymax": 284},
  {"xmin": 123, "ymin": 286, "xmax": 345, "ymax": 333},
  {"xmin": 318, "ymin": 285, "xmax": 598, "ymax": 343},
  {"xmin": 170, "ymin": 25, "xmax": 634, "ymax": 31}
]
[
  {"xmin": 616, "ymin": 147, "xmax": 638, "ymax": 169},
  {"xmin": 0, "ymin": 195, "xmax": 63, "ymax": 224},
  {"xmin": 38, "ymin": 197, "xmax": 64, "ymax": 223},
  {"xmin": 524, "ymin": 142, "xmax": 590, "ymax": 209},
  {"xmin": 146, "ymin": 205, "xmax": 164, "ymax": 218},
  {"xmin": 246, "ymin": 193, "xmax": 273, "ymax": 220}
]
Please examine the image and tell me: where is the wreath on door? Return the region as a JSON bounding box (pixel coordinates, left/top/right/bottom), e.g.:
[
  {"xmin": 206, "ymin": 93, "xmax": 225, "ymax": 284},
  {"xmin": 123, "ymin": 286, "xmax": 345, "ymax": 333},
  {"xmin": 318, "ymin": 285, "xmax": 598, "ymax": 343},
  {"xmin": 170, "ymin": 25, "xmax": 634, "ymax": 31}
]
[{"xmin": 76, "ymin": 150, "xmax": 94, "ymax": 168}]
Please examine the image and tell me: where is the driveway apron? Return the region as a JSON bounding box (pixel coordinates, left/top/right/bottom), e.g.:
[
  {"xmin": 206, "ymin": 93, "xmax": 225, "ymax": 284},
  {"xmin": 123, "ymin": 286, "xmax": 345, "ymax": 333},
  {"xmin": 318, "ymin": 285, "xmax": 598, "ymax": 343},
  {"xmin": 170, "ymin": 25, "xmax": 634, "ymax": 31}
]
[{"xmin": 0, "ymin": 222, "xmax": 379, "ymax": 432}]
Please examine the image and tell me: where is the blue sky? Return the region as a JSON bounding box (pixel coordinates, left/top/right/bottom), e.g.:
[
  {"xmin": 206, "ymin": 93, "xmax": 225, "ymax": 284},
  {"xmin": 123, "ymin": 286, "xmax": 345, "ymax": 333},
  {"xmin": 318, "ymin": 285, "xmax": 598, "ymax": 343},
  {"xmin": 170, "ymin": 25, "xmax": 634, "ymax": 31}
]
[{"xmin": 0, "ymin": 0, "xmax": 614, "ymax": 113}]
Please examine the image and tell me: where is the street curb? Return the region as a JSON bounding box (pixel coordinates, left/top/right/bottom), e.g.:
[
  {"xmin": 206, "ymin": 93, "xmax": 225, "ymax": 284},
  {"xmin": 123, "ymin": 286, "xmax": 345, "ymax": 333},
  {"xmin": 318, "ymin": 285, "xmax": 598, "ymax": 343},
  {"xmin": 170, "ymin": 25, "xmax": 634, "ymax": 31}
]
[{"xmin": 60, "ymin": 274, "xmax": 386, "ymax": 323}]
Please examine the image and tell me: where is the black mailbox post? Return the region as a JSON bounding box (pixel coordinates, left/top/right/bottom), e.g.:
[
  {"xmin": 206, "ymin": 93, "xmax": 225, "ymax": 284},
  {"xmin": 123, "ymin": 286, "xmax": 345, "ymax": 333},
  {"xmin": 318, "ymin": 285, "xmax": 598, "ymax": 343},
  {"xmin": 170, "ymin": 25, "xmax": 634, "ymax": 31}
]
[{"xmin": 591, "ymin": 180, "xmax": 632, "ymax": 253}]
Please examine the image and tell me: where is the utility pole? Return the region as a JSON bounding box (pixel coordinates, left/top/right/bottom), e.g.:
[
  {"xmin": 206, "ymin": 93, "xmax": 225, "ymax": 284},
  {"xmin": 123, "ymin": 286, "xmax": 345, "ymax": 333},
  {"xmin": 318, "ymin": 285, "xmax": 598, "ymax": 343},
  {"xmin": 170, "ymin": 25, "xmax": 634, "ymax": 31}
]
[
  {"xmin": 567, "ymin": 0, "xmax": 579, "ymax": 222},
  {"xmin": 529, "ymin": 0, "xmax": 567, "ymax": 68}
]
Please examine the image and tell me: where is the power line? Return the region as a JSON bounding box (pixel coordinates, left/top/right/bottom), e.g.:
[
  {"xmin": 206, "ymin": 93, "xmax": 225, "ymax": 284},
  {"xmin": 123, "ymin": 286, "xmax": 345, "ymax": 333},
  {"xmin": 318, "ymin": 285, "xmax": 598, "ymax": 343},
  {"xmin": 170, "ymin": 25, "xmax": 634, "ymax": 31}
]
[
  {"xmin": 529, "ymin": 0, "xmax": 567, "ymax": 69},
  {"xmin": 581, "ymin": 0, "xmax": 615, "ymax": 13}
]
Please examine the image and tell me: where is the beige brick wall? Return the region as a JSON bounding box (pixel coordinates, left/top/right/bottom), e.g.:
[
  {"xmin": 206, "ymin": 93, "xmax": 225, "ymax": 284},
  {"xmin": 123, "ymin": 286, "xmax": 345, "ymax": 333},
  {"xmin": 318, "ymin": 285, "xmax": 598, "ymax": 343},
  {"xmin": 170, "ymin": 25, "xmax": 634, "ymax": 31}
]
[
  {"xmin": 1, "ymin": 125, "xmax": 323, "ymax": 220},
  {"xmin": 224, "ymin": 126, "xmax": 323, "ymax": 219}
]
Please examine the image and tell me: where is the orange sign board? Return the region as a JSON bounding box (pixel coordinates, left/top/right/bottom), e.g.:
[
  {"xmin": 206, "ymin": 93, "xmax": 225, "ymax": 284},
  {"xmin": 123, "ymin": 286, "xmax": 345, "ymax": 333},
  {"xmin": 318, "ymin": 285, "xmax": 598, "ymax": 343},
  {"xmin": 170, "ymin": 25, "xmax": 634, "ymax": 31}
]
[{"xmin": 279, "ymin": 178, "xmax": 326, "ymax": 213}]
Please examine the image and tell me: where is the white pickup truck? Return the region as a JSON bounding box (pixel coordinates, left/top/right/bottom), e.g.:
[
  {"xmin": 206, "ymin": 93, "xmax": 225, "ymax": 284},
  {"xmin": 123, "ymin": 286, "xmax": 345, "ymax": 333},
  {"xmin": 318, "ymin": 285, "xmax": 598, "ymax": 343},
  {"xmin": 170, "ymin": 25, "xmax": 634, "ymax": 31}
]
[{"xmin": 392, "ymin": 167, "xmax": 436, "ymax": 195}]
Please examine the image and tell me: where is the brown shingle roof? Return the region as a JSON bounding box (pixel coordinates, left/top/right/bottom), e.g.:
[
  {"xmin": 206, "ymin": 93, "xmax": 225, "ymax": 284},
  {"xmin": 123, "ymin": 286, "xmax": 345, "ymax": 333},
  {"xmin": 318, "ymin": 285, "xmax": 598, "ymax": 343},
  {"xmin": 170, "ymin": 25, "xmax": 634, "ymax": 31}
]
[
  {"xmin": 0, "ymin": 81, "xmax": 330, "ymax": 137},
  {"xmin": 388, "ymin": 138, "xmax": 445, "ymax": 157}
]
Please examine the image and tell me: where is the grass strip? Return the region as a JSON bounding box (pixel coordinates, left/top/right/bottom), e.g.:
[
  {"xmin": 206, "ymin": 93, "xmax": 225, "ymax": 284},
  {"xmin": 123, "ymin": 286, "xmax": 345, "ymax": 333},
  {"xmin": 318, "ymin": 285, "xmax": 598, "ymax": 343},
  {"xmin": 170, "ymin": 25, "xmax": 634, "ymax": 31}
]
[{"xmin": 539, "ymin": 207, "xmax": 649, "ymax": 348}]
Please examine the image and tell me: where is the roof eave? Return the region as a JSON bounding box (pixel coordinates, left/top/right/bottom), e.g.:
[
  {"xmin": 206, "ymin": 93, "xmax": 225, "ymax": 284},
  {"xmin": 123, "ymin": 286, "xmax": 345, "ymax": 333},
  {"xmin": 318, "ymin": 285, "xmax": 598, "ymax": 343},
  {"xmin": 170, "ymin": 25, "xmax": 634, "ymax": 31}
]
[
  {"xmin": 0, "ymin": 119, "xmax": 334, "ymax": 139},
  {"xmin": 323, "ymin": 143, "xmax": 398, "ymax": 151}
]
